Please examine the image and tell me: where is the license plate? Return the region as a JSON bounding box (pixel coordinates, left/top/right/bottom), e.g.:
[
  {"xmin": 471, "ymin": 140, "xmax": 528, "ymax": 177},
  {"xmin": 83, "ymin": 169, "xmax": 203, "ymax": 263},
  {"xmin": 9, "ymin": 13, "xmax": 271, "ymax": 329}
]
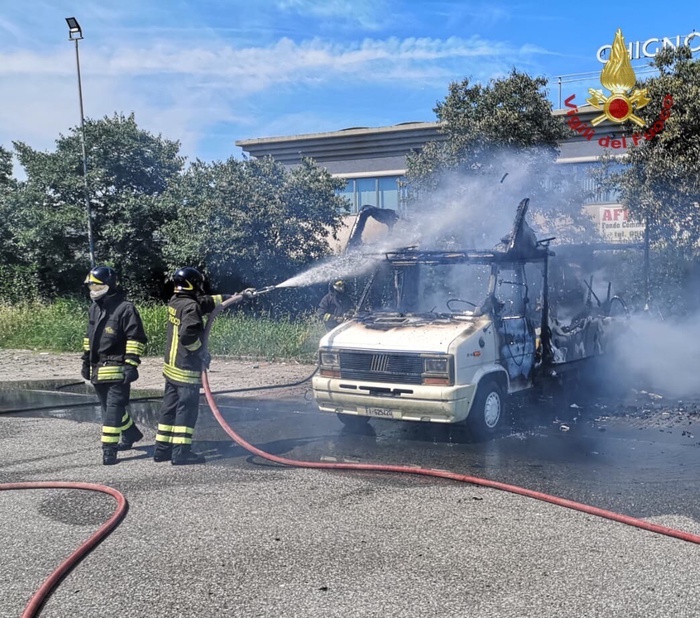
[{"xmin": 366, "ymin": 407, "xmax": 396, "ymax": 418}]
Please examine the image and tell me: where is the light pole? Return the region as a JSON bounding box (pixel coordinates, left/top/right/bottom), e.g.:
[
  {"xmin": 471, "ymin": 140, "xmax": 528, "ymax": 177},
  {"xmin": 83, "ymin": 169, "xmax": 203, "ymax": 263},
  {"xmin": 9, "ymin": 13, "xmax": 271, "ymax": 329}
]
[{"xmin": 65, "ymin": 17, "xmax": 95, "ymax": 267}]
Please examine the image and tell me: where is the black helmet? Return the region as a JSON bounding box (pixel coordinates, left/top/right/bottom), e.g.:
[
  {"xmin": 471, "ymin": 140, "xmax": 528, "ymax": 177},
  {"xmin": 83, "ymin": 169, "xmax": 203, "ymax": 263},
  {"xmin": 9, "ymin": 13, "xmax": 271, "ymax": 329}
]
[
  {"xmin": 173, "ymin": 267, "xmax": 204, "ymax": 293},
  {"xmin": 330, "ymin": 279, "xmax": 345, "ymax": 293},
  {"xmin": 84, "ymin": 266, "xmax": 118, "ymax": 300}
]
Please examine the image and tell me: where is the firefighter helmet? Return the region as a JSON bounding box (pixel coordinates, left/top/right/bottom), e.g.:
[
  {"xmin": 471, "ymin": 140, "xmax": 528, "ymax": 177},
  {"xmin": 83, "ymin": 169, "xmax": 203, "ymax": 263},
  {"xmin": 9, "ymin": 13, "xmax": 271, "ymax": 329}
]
[
  {"xmin": 173, "ymin": 267, "xmax": 204, "ymax": 293},
  {"xmin": 331, "ymin": 279, "xmax": 345, "ymax": 293},
  {"xmin": 84, "ymin": 266, "xmax": 117, "ymax": 300}
]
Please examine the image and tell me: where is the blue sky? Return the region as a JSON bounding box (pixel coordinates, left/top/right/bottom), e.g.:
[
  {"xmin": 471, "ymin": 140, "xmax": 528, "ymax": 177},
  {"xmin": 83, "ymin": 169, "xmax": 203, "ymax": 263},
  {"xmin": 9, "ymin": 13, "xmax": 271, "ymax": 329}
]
[{"xmin": 1, "ymin": 0, "xmax": 698, "ymax": 165}]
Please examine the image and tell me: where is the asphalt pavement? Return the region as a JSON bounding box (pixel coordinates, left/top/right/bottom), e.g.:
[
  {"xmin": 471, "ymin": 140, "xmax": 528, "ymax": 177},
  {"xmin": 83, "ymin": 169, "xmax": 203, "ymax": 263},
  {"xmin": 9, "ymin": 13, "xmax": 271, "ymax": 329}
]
[{"xmin": 2, "ymin": 390, "xmax": 700, "ymax": 618}]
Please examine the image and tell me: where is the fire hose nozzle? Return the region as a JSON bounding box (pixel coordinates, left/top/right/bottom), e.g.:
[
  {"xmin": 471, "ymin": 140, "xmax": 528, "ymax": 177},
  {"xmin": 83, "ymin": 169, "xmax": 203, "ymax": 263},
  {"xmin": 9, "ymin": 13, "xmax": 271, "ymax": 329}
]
[{"xmin": 249, "ymin": 285, "xmax": 276, "ymax": 297}]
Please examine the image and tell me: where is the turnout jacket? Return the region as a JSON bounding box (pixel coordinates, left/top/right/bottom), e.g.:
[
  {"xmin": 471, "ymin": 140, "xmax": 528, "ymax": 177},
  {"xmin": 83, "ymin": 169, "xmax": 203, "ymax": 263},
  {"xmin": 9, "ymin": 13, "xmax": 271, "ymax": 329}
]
[
  {"xmin": 163, "ymin": 292, "xmax": 225, "ymax": 386},
  {"xmin": 82, "ymin": 290, "xmax": 148, "ymax": 383},
  {"xmin": 318, "ymin": 291, "xmax": 354, "ymax": 330}
]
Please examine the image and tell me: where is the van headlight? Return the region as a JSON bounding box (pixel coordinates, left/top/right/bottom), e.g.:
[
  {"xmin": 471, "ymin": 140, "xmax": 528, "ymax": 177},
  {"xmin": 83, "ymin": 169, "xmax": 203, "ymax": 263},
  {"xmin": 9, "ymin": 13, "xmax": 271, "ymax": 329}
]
[
  {"xmin": 422, "ymin": 355, "xmax": 453, "ymax": 385},
  {"xmin": 424, "ymin": 357, "xmax": 449, "ymax": 374},
  {"xmin": 319, "ymin": 349, "xmax": 340, "ymax": 377}
]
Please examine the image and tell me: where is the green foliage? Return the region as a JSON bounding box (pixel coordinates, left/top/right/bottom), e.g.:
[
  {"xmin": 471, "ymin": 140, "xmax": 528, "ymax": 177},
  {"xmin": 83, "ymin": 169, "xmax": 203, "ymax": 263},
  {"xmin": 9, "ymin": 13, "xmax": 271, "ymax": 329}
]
[
  {"xmin": 595, "ymin": 48, "xmax": 700, "ymax": 309},
  {"xmin": 605, "ymin": 48, "xmax": 700, "ymax": 249},
  {"xmin": 404, "ymin": 69, "xmax": 596, "ymax": 244},
  {"xmin": 0, "ymin": 300, "xmax": 324, "ymax": 361},
  {"xmin": 0, "ymin": 264, "xmax": 41, "ymax": 303},
  {"xmin": 406, "ymin": 70, "xmax": 567, "ymax": 190},
  {"xmin": 0, "ymin": 146, "xmax": 12, "ymax": 187},
  {"xmin": 161, "ymin": 156, "xmax": 348, "ymax": 313},
  {"xmin": 0, "ymin": 298, "xmax": 87, "ymax": 351},
  {"xmin": 136, "ymin": 303, "xmax": 168, "ymax": 356},
  {"xmin": 207, "ymin": 311, "xmax": 324, "ymax": 361},
  {"xmin": 9, "ymin": 114, "xmax": 184, "ymax": 299}
]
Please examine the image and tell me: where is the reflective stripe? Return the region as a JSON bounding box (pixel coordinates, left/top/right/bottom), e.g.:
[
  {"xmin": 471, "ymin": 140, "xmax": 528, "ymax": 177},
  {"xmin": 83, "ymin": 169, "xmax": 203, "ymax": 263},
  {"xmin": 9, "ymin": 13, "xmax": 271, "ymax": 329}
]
[
  {"xmin": 83, "ymin": 337, "xmax": 90, "ymax": 352},
  {"xmin": 184, "ymin": 339, "xmax": 202, "ymax": 352},
  {"xmin": 97, "ymin": 366, "xmax": 124, "ymax": 381},
  {"xmin": 171, "ymin": 436, "xmax": 193, "ymax": 445},
  {"xmin": 163, "ymin": 363, "xmax": 201, "ymax": 384},
  {"xmin": 212, "ymin": 295, "xmax": 223, "ymax": 306},
  {"xmin": 124, "ymin": 359, "xmax": 139, "ymax": 367},
  {"xmin": 168, "ymin": 322, "xmax": 178, "ymax": 368},
  {"xmin": 172, "ymin": 425, "xmax": 194, "ymax": 435},
  {"xmin": 324, "ymin": 313, "xmax": 332, "ymax": 321},
  {"xmin": 126, "ymin": 340, "xmax": 146, "ymax": 356},
  {"xmin": 102, "ymin": 425, "xmax": 121, "ymax": 444},
  {"xmin": 120, "ymin": 417, "xmax": 134, "ymax": 431},
  {"xmin": 156, "ymin": 423, "xmax": 174, "ymax": 444}
]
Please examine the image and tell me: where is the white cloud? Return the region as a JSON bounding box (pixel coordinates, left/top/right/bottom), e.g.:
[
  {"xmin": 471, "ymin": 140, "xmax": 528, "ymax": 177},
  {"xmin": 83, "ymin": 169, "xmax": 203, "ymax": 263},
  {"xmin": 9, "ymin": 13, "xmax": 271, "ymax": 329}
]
[
  {"xmin": 0, "ymin": 30, "xmax": 552, "ymax": 163},
  {"xmin": 274, "ymin": 0, "xmax": 390, "ymax": 29},
  {"xmin": 0, "ymin": 35, "xmax": 542, "ymax": 83}
]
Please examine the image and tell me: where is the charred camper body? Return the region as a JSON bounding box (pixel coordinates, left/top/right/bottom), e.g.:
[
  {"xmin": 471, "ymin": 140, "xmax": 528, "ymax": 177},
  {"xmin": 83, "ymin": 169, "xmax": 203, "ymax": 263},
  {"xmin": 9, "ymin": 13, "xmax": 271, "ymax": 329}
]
[{"xmin": 312, "ymin": 199, "xmax": 628, "ymax": 436}]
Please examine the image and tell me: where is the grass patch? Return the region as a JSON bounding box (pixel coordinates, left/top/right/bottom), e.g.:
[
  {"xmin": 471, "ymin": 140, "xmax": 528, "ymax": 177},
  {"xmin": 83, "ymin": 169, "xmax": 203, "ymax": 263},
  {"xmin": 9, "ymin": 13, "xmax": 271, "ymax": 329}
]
[
  {"xmin": 0, "ymin": 300, "xmax": 325, "ymax": 362},
  {"xmin": 0, "ymin": 299, "xmax": 87, "ymax": 352}
]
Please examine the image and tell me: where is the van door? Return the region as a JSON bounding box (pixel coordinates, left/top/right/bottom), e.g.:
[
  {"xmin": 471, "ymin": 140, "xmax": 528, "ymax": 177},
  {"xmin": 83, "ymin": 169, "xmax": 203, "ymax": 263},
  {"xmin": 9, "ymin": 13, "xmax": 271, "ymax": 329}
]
[{"xmin": 494, "ymin": 265, "xmax": 536, "ymax": 383}]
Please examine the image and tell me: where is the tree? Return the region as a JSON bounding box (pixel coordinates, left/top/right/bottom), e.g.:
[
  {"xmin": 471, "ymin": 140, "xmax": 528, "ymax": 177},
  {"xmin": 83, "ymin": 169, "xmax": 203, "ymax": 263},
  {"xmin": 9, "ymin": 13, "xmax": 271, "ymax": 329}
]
[
  {"xmin": 0, "ymin": 145, "xmax": 12, "ymax": 187},
  {"xmin": 605, "ymin": 47, "xmax": 700, "ymax": 243},
  {"xmin": 11, "ymin": 114, "xmax": 184, "ymax": 298},
  {"xmin": 161, "ymin": 156, "xmax": 348, "ymax": 313},
  {"xmin": 598, "ymin": 47, "xmax": 700, "ymax": 313},
  {"xmin": 0, "ymin": 146, "xmax": 35, "ymax": 302},
  {"xmin": 405, "ymin": 70, "xmax": 595, "ymax": 246}
]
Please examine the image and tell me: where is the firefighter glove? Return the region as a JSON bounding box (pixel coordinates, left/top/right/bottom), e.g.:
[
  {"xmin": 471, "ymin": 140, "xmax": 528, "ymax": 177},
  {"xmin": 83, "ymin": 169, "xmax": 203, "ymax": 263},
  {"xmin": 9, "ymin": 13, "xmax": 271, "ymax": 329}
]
[
  {"xmin": 123, "ymin": 364, "xmax": 139, "ymax": 384},
  {"xmin": 199, "ymin": 350, "xmax": 212, "ymax": 369},
  {"xmin": 81, "ymin": 361, "xmax": 91, "ymax": 381}
]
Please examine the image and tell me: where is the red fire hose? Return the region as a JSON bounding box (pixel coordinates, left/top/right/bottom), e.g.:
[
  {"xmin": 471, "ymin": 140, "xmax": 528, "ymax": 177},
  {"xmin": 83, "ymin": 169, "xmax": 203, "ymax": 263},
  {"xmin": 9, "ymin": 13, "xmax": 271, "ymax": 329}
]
[
  {"xmin": 0, "ymin": 481, "xmax": 128, "ymax": 618},
  {"xmin": 3, "ymin": 292, "xmax": 698, "ymax": 616},
  {"xmin": 204, "ymin": 294, "xmax": 700, "ymax": 546}
]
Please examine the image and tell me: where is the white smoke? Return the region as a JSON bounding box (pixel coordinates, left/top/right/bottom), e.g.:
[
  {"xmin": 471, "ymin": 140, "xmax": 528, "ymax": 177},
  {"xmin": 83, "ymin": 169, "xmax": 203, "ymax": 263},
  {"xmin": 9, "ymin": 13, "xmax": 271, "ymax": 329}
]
[
  {"xmin": 613, "ymin": 314, "xmax": 700, "ymax": 398},
  {"xmin": 276, "ymin": 148, "xmax": 579, "ymax": 289}
]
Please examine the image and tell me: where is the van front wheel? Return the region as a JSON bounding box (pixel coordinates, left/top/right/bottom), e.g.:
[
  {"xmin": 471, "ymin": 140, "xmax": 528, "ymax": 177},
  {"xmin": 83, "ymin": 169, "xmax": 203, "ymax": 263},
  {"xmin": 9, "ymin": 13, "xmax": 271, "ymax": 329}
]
[{"xmin": 466, "ymin": 379, "xmax": 506, "ymax": 438}]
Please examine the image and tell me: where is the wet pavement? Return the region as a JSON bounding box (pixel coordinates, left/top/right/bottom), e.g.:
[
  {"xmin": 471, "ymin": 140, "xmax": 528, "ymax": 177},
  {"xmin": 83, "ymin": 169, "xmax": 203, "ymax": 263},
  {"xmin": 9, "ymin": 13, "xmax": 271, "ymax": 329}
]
[
  {"xmin": 3, "ymin": 381, "xmax": 700, "ymax": 618},
  {"xmin": 3, "ymin": 381, "xmax": 699, "ymax": 523}
]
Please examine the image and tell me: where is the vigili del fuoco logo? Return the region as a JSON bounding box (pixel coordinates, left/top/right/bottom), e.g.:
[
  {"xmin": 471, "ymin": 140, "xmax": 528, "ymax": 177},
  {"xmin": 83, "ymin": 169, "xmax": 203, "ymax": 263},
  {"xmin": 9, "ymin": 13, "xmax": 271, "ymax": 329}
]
[{"xmin": 565, "ymin": 28, "xmax": 673, "ymax": 148}]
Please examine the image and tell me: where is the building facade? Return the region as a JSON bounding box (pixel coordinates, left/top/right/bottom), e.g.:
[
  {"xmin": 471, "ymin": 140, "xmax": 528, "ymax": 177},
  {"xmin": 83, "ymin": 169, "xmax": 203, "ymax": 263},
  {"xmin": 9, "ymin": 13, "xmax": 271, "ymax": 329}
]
[{"xmin": 236, "ymin": 105, "xmax": 639, "ymax": 241}]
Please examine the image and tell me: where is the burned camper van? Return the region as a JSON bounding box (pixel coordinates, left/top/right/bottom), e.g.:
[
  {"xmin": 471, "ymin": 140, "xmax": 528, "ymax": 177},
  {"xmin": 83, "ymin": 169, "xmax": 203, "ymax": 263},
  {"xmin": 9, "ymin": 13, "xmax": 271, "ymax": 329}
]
[{"xmin": 312, "ymin": 199, "xmax": 629, "ymax": 436}]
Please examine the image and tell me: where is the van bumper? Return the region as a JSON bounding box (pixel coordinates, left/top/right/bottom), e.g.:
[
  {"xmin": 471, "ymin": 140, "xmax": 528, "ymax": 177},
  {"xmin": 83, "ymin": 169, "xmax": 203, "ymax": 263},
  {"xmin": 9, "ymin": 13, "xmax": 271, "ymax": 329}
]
[{"xmin": 311, "ymin": 376, "xmax": 477, "ymax": 424}]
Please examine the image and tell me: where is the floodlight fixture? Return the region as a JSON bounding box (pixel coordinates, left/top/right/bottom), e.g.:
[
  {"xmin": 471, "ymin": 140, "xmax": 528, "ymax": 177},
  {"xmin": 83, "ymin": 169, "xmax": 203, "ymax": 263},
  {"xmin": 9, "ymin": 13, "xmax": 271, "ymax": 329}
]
[{"xmin": 65, "ymin": 17, "xmax": 83, "ymax": 40}]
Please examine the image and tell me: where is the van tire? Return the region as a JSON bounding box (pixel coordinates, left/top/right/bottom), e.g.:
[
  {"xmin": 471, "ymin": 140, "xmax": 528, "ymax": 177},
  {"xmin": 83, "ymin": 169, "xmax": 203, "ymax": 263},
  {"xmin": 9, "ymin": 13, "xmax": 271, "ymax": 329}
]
[
  {"xmin": 466, "ymin": 378, "xmax": 506, "ymax": 438},
  {"xmin": 336, "ymin": 413, "xmax": 371, "ymax": 430}
]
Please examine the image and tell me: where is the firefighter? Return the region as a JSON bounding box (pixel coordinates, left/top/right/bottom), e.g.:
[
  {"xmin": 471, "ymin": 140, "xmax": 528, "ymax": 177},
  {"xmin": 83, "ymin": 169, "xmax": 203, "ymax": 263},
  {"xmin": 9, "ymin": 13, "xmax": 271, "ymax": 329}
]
[
  {"xmin": 81, "ymin": 266, "xmax": 147, "ymax": 466},
  {"xmin": 318, "ymin": 279, "xmax": 354, "ymax": 331},
  {"xmin": 154, "ymin": 267, "xmax": 249, "ymax": 465}
]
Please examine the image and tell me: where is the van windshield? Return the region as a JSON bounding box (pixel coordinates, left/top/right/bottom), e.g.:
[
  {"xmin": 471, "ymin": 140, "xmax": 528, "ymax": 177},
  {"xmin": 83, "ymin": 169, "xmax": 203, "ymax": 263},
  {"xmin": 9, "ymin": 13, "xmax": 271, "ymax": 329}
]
[{"xmin": 360, "ymin": 262, "xmax": 493, "ymax": 315}]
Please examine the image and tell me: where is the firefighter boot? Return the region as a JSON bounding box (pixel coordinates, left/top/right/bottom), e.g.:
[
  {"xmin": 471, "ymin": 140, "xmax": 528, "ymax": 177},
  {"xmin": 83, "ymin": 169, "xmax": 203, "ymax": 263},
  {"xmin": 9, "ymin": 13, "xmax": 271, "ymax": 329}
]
[
  {"xmin": 171, "ymin": 445, "xmax": 206, "ymax": 466},
  {"xmin": 103, "ymin": 448, "xmax": 118, "ymax": 466},
  {"xmin": 117, "ymin": 426, "xmax": 144, "ymax": 451},
  {"xmin": 153, "ymin": 446, "xmax": 172, "ymax": 462}
]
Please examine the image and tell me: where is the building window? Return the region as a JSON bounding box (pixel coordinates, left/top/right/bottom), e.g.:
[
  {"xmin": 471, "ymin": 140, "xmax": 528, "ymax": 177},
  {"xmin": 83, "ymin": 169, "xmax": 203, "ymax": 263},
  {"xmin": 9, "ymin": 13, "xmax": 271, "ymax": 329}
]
[
  {"xmin": 338, "ymin": 176, "xmax": 402, "ymax": 213},
  {"xmin": 378, "ymin": 177, "xmax": 399, "ymax": 209},
  {"xmin": 549, "ymin": 163, "xmax": 622, "ymax": 205},
  {"xmin": 339, "ymin": 180, "xmax": 356, "ymax": 211}
]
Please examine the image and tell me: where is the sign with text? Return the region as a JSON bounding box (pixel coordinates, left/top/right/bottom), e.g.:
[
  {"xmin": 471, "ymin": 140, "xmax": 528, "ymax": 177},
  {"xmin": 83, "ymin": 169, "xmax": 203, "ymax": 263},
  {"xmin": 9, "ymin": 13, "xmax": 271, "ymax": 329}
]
[{"xmin": 599, "ymin": 206, "xmax": 645, "ymax": 242}]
